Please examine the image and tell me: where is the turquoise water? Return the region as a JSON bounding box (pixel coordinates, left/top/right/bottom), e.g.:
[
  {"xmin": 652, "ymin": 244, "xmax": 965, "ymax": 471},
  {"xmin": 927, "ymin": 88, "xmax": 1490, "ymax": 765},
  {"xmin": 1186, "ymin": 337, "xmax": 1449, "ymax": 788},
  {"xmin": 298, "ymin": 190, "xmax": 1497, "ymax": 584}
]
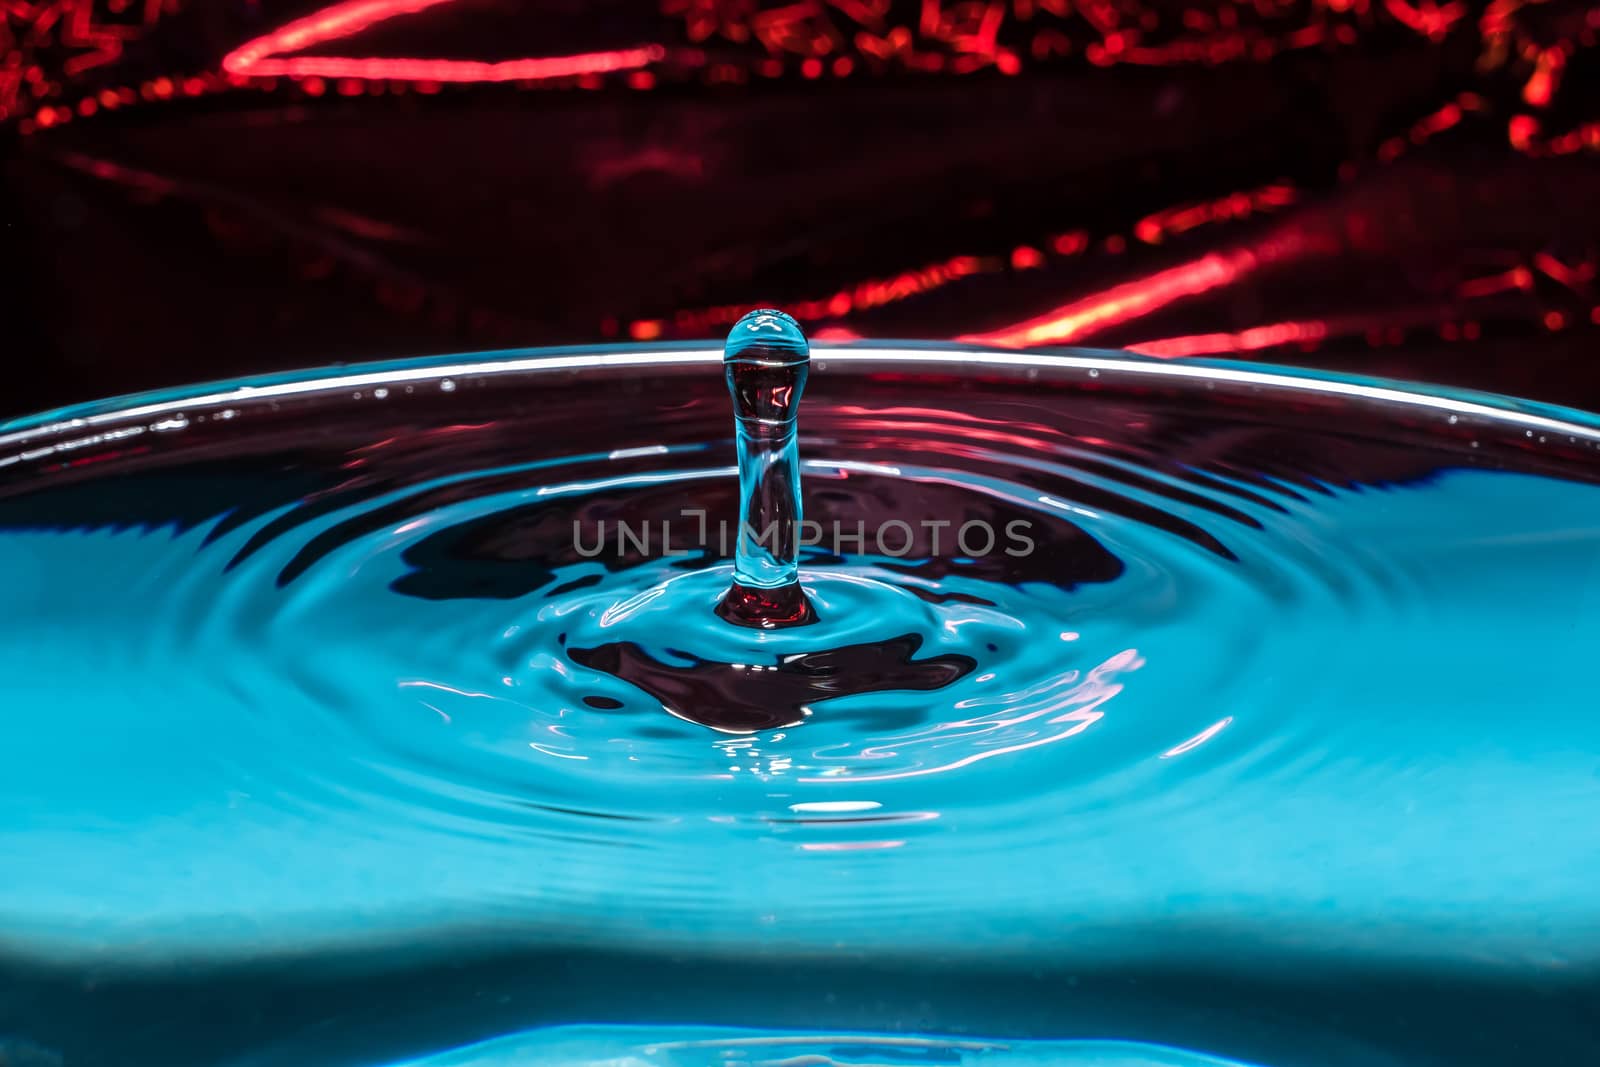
[
  {"xmin": 1, "ymin": 347, "xmax": 1597, "ymax": 1064},
  {"xmin": 387, "ymin": 1027, "xmax": 1287, "ymax": 1065}
]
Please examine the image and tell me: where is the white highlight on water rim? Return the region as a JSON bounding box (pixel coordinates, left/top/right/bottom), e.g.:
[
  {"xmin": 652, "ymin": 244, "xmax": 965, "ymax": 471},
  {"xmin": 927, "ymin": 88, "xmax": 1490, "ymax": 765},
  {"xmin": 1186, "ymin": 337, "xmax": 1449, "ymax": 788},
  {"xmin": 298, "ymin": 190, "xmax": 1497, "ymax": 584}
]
[{"xmin": 6, "ymin": 345, "xmax": 1600, "ymax": 460}]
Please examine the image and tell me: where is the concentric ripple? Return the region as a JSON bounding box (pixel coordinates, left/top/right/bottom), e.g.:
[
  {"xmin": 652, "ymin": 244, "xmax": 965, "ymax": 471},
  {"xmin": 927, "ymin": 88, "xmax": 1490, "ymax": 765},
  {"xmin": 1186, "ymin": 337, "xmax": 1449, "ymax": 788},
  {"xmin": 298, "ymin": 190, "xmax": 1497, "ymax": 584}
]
[
  {"xmin": 385, "ymin": 1026, "xmax": 1261, "ymax": 1067},
  {"xmin": 2, "ymin": 346, "xmax": 1600, "ymax": 996}
]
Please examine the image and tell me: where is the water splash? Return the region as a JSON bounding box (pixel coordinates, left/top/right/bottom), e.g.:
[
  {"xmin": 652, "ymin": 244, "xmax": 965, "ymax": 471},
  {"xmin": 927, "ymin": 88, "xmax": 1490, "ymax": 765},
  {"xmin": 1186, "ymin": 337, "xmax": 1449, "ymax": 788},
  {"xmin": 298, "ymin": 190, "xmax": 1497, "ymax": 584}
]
[
  {"xmin": 569, "ymin": 309, "xmax": 985, "ymax": 733},
  {"xmin": 717, "ymin": 308, "xmax": 815, "ymax": 629}
]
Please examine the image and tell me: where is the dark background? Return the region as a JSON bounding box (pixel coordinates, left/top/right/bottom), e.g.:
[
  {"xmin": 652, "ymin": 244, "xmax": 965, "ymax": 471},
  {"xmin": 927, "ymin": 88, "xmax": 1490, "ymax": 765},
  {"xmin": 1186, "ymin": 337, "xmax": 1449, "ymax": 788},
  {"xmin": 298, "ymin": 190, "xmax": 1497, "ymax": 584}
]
[{"xmin": 2, "ymin": 0, "xmax": 1597, "ymax": 418}]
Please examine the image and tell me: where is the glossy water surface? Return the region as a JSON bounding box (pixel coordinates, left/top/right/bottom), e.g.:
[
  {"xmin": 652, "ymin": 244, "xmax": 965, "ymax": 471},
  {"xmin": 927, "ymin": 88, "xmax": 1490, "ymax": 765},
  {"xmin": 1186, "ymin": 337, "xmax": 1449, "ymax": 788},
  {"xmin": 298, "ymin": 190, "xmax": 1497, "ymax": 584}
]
[{"xmin": 1, "ymin": 346, "xmax": 1598, "ymax": 1067}]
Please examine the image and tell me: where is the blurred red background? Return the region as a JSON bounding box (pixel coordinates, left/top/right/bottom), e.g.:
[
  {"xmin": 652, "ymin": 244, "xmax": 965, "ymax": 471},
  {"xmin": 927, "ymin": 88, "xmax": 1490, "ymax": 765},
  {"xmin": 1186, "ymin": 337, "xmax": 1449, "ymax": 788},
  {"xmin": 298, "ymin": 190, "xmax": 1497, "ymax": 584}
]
[{"xmin": 2, "ymin": 0, "xmax": 1597, "ymax": 415}]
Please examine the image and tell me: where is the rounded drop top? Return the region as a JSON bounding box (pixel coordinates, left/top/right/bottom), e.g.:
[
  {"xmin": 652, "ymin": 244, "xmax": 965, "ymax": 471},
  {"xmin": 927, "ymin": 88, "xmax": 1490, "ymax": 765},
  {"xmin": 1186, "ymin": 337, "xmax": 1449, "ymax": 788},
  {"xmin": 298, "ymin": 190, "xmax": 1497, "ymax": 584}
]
[
  {"xmin": 724, "ymin": 308, "xmax": 809, "ymax": 366},
  {"xmin": 723, "ymin": 308, "xmax": 810, "ymax": 429}
]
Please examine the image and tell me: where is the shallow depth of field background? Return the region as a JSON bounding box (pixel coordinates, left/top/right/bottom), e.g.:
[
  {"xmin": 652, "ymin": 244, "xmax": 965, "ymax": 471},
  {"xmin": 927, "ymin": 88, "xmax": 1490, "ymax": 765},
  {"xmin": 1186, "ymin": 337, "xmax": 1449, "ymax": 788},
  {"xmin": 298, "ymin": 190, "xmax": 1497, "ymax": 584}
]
[{"xmin": 2, "ymin": 0, "xmax": 1598, "ymax": 415}]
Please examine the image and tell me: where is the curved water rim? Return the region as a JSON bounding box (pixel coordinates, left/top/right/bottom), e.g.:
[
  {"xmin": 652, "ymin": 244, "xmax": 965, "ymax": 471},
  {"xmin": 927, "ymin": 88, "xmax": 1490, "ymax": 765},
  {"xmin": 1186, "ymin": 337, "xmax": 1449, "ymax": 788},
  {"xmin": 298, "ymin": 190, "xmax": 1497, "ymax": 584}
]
[
  {"xmin": 5, "ymin": 342, "xmax": 1600, "ymax": 459},
  {"xmin": 3, "ymin": 345, "xmax": 1600, "ymax": 976}
]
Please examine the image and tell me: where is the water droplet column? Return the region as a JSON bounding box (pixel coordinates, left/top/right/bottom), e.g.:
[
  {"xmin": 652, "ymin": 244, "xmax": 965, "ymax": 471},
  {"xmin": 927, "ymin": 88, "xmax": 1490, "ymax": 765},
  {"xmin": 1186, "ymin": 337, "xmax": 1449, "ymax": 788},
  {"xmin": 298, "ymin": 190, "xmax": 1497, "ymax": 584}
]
[{"xmin": 717, "ymin": 309, "xmax": 817, "ymax": 629}]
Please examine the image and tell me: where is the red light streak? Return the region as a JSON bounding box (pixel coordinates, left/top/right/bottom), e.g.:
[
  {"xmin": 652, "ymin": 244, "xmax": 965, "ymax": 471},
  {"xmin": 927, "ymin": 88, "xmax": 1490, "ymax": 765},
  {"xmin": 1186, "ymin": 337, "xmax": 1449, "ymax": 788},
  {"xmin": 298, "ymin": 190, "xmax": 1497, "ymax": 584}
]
[
  {"xmin": 12, "ymin": 0, "xmax": 1586, "ymax": 133},
  {"xmin": 1127, "ymin": 318, "xmax": 1329, "ymax": 358},
  {"xmin": 831, "ymin": 404, "xmax": 1070, "ymax": 451},
  {"xmin": 60, "ymin": 0, "xmax": 140, "ymax": 75},
  {"xmin": 663, "ymin": 0, "xmax": 757, "ymax": 44},
  {"xmin": 961, "ymin": 249, "xmax": 1258, "ymax": 347},
  {"xmin": 1381, "ymin": 0, "xmax": 1466, "ymax": 40},
  {"xmin": 829, "ymin": 0, "xmax": 890, "ymax": 27},
  {"xmin": 925, "ymin": 0, "xmax": 1006, "ymax": 57},
  {"xmin": 1375, "ymin": 94, "xmax": 1475, "ymax": 163},
  {"xmin": 1522, "ymin": 47, "xmax": 1564, "ymax": 108},
  {"xmin": 855, "ymin": 24, "xmax": 915, "ymax": 61},
  {"xmin": 1457, "ymin": 265, "xmax": 1533, "ymax": 299},
  {"xmin": 750, "ymin": 1, "xmax": 841, "ymax": 57},
  {"xmin": 1132, "ymin": 182, "xmax": 1295, "ymax": 244},
  {"xmin": 1412, "ymin": 99, "xmax": 1463, "ymax": 139},
  {"xmin": 317, "ymin": 206, "xmax": 422, "ymax": 242},
  {"xmin": 664, "ymin": 253, "xmax": 983, "ymax": 336},
  {"xmin": 1533, "ymin": 252, "xmax": 1595, "ymax": 291},
  {"xmin": 55, "ymin": 150, "xmax": 178, "ymax": 195},
  {"xmin": 1521, "ymin": 119, "xmax": 1600, "ymax": 158},
  {"xmin": 222, "ymin": 0, "xmax": 663, "ymax": 83},
  {"xmin": 1478, "ymin": 0, "xmax": 1518, "ymax": 39}
]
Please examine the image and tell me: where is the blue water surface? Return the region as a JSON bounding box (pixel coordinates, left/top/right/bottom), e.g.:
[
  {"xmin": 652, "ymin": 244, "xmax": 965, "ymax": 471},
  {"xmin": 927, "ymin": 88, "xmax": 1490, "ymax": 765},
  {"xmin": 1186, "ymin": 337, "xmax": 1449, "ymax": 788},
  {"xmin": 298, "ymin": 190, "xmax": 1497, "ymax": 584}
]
[{"xmin": 1, "ymin": 348, "xmax": 1598, "ymax": 1066}]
